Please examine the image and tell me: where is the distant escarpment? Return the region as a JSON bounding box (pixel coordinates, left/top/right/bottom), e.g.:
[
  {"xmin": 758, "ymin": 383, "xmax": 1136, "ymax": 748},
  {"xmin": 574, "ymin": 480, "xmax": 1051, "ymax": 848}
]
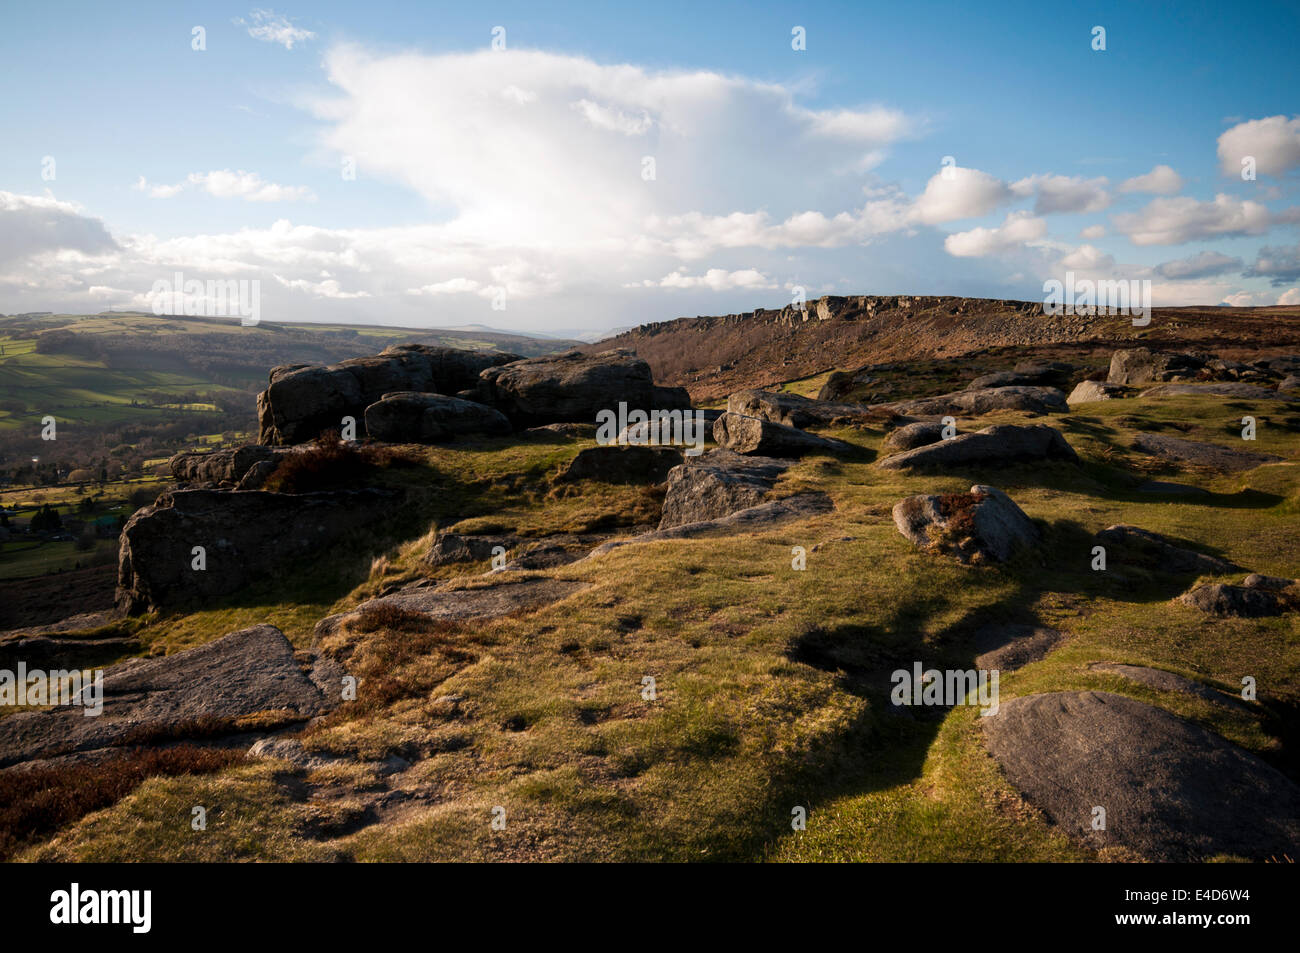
[{"xmin": 592, "ymin": 295, "xmax": 1300, "ymax": 401}]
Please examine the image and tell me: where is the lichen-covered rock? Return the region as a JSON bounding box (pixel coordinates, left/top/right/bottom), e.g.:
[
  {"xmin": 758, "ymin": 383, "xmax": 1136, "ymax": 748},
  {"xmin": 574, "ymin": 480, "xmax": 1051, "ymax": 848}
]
[
  {"xmin": 712, "ymin": 412, "xmax": 853, "ymax": 456},
  {"xmin": 1067, "ymin": 380, "xmax": 1127, "ymax": 404},
  {"xmin": 1107, "ymin": 347, "xmax": 1205, "ymax": 386},
  {"xmin": 475, "ymin": 348, "xmax": 655, "ymax": 426},
  {"xmin": 553, "ymin": 445, "xmax": 683, "ymax": 484},
  {"xmin": 887, "ymin": 386, "xmax": 1069, "ymax": 417},
  {"xmin": 877, "ymin": 424, "xmax": 1076, "ymax": 470},
  {"xmin": 892, "ymin": 484, "xmax": 1039, "ymax": 564},
  {"xmin": 659, "ymin": 450, "xmax": 792, "ymax": 529},
  {"xmin": 725, "ymin": 389, "xmax": 883, "ymax": 428},
  {"xmin": 1130, "ymin": 432, "xmax": 1282, "ymax": 472},
  {"xmin": 169, "ymin": 445, "xmax": 293, "ymax": 486},
  {"xmin": 881, "ymin": 421, "xmax": 946, "ymax": 453}
]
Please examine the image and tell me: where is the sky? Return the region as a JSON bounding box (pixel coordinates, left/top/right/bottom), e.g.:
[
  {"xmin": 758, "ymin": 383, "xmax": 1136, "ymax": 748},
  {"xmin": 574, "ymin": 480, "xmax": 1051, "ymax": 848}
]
[{"xmin": 1, "ymin": 0, "xmax": 1298, "ymax": 336}]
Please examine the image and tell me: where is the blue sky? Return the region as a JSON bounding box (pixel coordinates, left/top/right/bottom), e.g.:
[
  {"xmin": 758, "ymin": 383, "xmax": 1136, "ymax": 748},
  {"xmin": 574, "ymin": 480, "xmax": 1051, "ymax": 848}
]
[{"xmin": 1, "ymin": 0, "xmax": 1298, "ymax": 334}]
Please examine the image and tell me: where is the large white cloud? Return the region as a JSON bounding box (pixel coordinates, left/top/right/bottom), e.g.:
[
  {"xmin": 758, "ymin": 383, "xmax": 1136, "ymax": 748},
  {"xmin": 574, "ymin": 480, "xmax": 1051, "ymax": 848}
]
[
  {"xmin": 1011, "ymin": 174, "xmax": 1111, "ymax": 214},
  {"xmin": 1112, "ymin": 194, "xmax": 1279, "ymax": 245},
  {"xmin": 1119, "ymin": 164, "xmax": 1183, "ymax": 195},
  {"xmin": 0, "ymin": 191, "xmax": 118, "ymax": 266},
  {"xmin": 1217, "ymin": 116, "xmax": 1300, "ymax": 176},
  {"xmin": 943, "ymin": 211, "xmax": 1046, "ymax": 258},
  {"xmin": 1154, "ymin": 250, "xmax": 1242, "ymax": 280}
]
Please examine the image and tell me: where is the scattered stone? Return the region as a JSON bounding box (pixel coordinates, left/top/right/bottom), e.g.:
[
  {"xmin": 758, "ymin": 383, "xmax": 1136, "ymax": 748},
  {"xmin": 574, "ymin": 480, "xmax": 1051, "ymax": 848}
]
[
  {"xmin": 423, "ymin": 533, "xmax": 517, "ymax": 568},
  {"xmin": 363, "ymin": 392, "xmax": 512, "ymax": 442},
  {"xmin": 877, "ymin": 424, "xmax": 1077, "ymax": 470},
  {"xmin": 887, "ymin": 386, "xmax": 1069, "ymax": 417},
  {"xmin": 588, "ymin": 493, "xmax": 834, "ymax": 558},
  {"xmin": 726, "ymin": 389, "xmax": 882, "ymax": 428},
  {"xmin": 116, "ymin": 487, "xmax": 402, "ymax": 614},
  {"xmin": 476, "ymin": 348, "xmax": 655, "ymax": 426},
  {"xmin": 983, "ymin": 691, "xmax": 1300, "ymax": 861},
  {"xmin": 1066, "ymin": 380, "xmax": 1127, "ymax": 404},
  {"xmin": 1176, "ymin": 583, "xmax": 1293, "ymax": 617},
  {"xmin": 1087, "ymin": 662, "xmax": 1246, "ymax": 709},
  {"xmin": 1094, "ymin": 524, "xmax": 1236, "ymax": 574},
  {"xmin": 313, "ymin": 578, "xmax": 588, "ymax": 641},
  {"xmin": 1243, "ymin": 572, "xmax": 1297, "ymax": 591},
  {"xmin": 553, "ymin": 445, "xmax": 683, "ymax": 484},
  {"xmin": 973, "ymin": 624, "xmax": 1064, "ymax": 672},
  {"xmin": 659, "ymin": 450, "xmax": 792, "ymax": 529},
  {"xmin": 893, "ymin": 484, "xmax": 1039, "ymax": 564},
  {"xmin": 712, "ymin": 412, "xmax": 854, "ymax": 457},
  {"xmin": 1139, "ymin": 381, "xmax": 1294, "ymax": 401},
  {"xmin": 1130, "ymin": 432, "xmax": 1282, "ymax": 472},
  {"xmin": 881, "ymin": 421, "xmax": 946, "ymax": 453},
  {"xmin": 1277, "ymin": 375, "xmax": 1300, "ymax": 393},
  {"xmin": 0, "ymin": 625, "xmax": 336, "ymax": 767}
]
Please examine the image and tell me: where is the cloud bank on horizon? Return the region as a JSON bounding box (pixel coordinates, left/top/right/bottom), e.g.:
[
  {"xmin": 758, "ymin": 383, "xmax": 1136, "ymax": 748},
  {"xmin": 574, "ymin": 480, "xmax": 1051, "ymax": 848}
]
[{"xmin": 1, "ymin": 2, "xmax": 1299, "ymax": 332}]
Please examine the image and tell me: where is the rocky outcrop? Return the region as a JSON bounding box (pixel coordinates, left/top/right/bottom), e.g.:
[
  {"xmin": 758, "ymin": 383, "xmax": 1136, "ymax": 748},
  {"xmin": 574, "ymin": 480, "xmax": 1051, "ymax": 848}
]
[
  {"xmin": 553, "ymin": 445, "xmax": 683, "ymax": 484},
  {"xmin": 257, "ymin": 344, "xmax": 520, "ymax": 445},
  {"xmin": 363, "ymin": 392, "xmax": 511, "ymax": 443},
  {"xmin": 1139, "ymin": 381, "xmax": 1295, "ymax": 401},
  {"xmin": 169, "ymin": 445, "xmax": 294, "ymax": 487},
  {"xmin": 886, "ymin": 385, "xmax": 1069, "ymax": 417},
  {"xmin": 982, "ymin": 691, "xmax": 1300, "ymax": 861},
  {"xmin": 1087, "ymin": 662, "xmax": 1246, "ymax": 709},
  {"xmin": 475, "ymin": 348, "xmax": 656, "ymax": 426},
  {"xmin": 659, "ymin": 450, "xmax": 791, "ymax": 529},
  {"xmin": 1107, "ymin": 347, "xmax": 1205, "ymax": 386},
  {"xmin": 1130, "ymin": 432, "xmax": 1282, "ymax": 472},
  {"xmin": 967, "ymin": 362, "xmax": 1072, "ymax": 390},
  {"xmin": 712, "ymin": 412, "xmax": 853, "ymax": 456},
  {"xmin": 877, "ymin": 424, "xmax": 1077, "ymax": 470},
  {"xmin": 1066, "ymin": 380, "xmax": 1127, "ymax": 404},
  {"xmin": 881, "ymin": 421, "xmax": 946, "ymax": 453},
  {"xmin": 725, "ymin": 389, "xmax": 883, "ymax": 428},
  {"xmin": 116, "ymin": 487, "xmax": 401, "ymax": 614},
  {"xmin": 0, "ymin": 624, "xmax": 339, "ymax": 767},
  {"xmin": 422, "ymin": 533, "xmax": 516, "ymax": 568},
  {"xmin": 892, "ymin": 484, "xmax": 1039, "ymax": 564},
  {"xmin": 973, "ymin": 624, "xmax": 1064, "ymax": 672},
  {"xmin": 1094, "ymin": 524, "xmax": 1237, "ymax": 575}
]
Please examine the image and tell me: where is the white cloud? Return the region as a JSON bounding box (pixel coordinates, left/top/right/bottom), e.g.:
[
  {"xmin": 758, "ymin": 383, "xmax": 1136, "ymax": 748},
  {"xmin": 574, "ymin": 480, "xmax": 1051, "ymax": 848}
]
[
  {"xmin": 274, "ymin": 274, "xmax": 369, "ymax": 298},
  {"xmin": 1113, "ymin": 194, "xmax": 1277, "ymax": 245},
  {"xmin": 913, "ymin": 167, "xmax": 1013, "ymax": 224},
  {"xmin": 0, "ymin": 191, "xmax": 117, "ymax": 265},
  {"xmin": 1079, "ymin": 224, "xmax": 1106, "ymax": 239},
  {"xmin": 573, "ymin": 99, "xmax": 654, "ymax": 136},
  {"xmin": 1059, "ymin": 244, "xmax": 1115, "ymax": 271},
  {"xmin": 943, "ymin": 211, "xmax": 1047, "ymax": 258},
  {"xmin": 236, "ymin": 9, "xmax": 315, "ymax": 50},
  {"xmin": 1154, "ymin": 250, "xmax": 1242, "ymax": 280},
  {"xmin": 407, "ymin": 278, "xmax": 482, "ymax": 295},
  {"xmin": 1119, "ymin": 164, "xmax": 1183, "ymax": 195},
  {"xmin": 642, "ymin": 268, "xmax": 777, "ymax": 291},
  {"xmin": 1244, "ymin": 241, "xmax": 1300, "ymax": 286},
  {"xmin": 1277, "ymin": 287, "xmax": 1300, "ymax": 305},
  {"xmin": 1011, "ymin": 174, "xmax": 1111, "ymax": 214},
  {"xmin": 1217, "ymin": 116, "xmax": 1300, "ymax": 176},
  {"xmin": 134, "ymin": 170, "xmax": 315, "ymax": 202}
]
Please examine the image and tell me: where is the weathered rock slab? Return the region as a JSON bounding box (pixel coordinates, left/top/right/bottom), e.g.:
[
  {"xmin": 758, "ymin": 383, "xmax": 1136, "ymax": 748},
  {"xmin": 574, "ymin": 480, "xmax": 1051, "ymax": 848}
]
[
  {"xmin": 893, "ymin": 484, "xmax": 1039, "ymax": 564},
  {"xmin": 1130, "ymin": 432, "xmax": 1282, "ymax": 472},
  {"xmin": 877, "ymin": 424, "xmax": 1077, "ymax": 470},
  {"xmin": 659, "ymin": 450, "xmax": 792, "ymax": 529},
  {"xmin": 712, "ymin": 412, "xmax": 853, "ymax": 457},
  {"xmin": 363, "ymin": 392, "xmax": 511, "ymax": 442}
]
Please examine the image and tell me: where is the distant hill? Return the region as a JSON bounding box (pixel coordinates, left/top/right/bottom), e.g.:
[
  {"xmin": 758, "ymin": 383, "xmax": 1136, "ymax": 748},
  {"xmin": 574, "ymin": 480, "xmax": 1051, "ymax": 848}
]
[{"xmin": 591, "ymin": 295, "xmax": 1300, "ymax": 401}]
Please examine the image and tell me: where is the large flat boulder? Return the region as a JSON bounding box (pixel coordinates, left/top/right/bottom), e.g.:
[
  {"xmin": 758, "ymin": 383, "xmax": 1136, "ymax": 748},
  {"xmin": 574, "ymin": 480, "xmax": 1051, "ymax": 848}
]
[
  {"xmin": 1066, "ymin": 380, "xmax": 1128, "ymax": 405},
  {"xmin": 257, "ymin": 345, "xmax": 520, "ymax": 445},
  {"xmin": 712, "ymin": 412, "xmax": 853, "ymax": 456},
  {"xmin": 893, "ymin": 484, "xmax": 1039, "ymax": 564},
  {"xmin": 363, "ymin": 392, "xmax": 511, "ymax": 443},
  {"xmin": 887, "ymin": 386, "xmax": 1069, "ymax": 417},
  {"xmin": 1176, "ymin": 582, "xmax": 1297, "ymax": 617},
  {"xmin": 476, "ymin": 348, "xmax": 655, "ymax": 426},
  {"xmin": 983, "ymin": 691, "xmax": 1300, "ymax": 861},
  {"xmin": 725, "ymin": 389, "xmax": 882, "ymax": 428},
  {"xmin": 554, "ymin": 445, "xmax": 683, "ymax": 484},
  {"xmin": 1094, "ymin": 524, "xmax": 1237, "ymax": 574},
  {"xmin": 659, "ymin": 450, "xmax": 791, "ymax": 529},
  {"xmin": 1107, "ymin": 347, "xmax": 1205, "ymax": 386},
  {"xmin": 1130, "ymin": 432, "xmax": 1282, "ymax": 472},
  {"xmin": 116, "ymin": 487, "xmax": 401, "ymax": 614},
  {"xmin": 0, "ymin": 624, "xmax": 337, "ymax": 767},
  {"xmin": 877, "ymin": 424, "xmax": 1077, "ymax": 470},
  {"xmin": 881, "ymin": 420, "xmax": 946, "ymax": 453},
  {"xmin": 168, "ymin": 445, "xmax": 294, "ymax": 486}
]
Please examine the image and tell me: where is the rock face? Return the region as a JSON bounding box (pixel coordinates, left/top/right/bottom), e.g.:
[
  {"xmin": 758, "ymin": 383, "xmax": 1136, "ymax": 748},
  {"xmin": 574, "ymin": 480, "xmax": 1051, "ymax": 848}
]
[
  {"xmin": 1139, "ymin": 381, "xmax": 1294, "ymax": 401},
  {"xmin": 1066, "ymin": 380, "xmax": 1127, "ymax": 404},
  {"xmin": 169, "ymin": 445, "xmax": 293, "ymax": 487},
  {"xmin": 423, "ymin": 533, "xmax": 516, "ymax": 568},
  {"xmin": 1094, "ymin": 524, "xmax": 1237, "ymax": 575},
  {"xmin": 712, "ymin": 412, "xmax": 853, "ymax": 456},
  {"xmin": 892, "ymin": 484, "xmax": 1039, "ymax": 564},
  {"xmin": 0, "ymin": 625, "xmax": 338, "ymax": 767},
  {"xmin": 116, "ymin": 487, "xmax": 401, "ymax": 614},
  {"xmin": 887, "ymin": 386, "xmax": 1069, "ymax": 417},
  {"xmin": 983, "ymin": 691, "xmax": 1300, "ymax": 861},
  {"xmin": 659, "ymin": 450, "xmax": 792, "ymax": 529},
  {"xmin": 725, "ymin": 389, "xmax": 881, "ymax": 428},
  {"xmin": 881, "ymin": 421, "xmax": 946, "ymax": 453},
  {"xmin": 877, "ymin": 424, "xmax": 1077, "ymax": 470},
  {"xmin": 1107, "ymin": 348, "xmax": 1205, "ymax": 386},
  {"xmin": 257, "ymin": 344, "xmax": 520, "ymax": 445},
  {"xmin": 363, "ymin": 392, "xmax": 511, "ymax": 443},
  {"xmin": 553, "ymin": 445, "xmax": 683, "ymax": 484},
  {"xmin": 476, "ymin": 349, "xmax": 656, "ymax": 426},
  {"xmin": 1130, "ymin": 432, "xmax": 1282, "ymax": 472}
]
